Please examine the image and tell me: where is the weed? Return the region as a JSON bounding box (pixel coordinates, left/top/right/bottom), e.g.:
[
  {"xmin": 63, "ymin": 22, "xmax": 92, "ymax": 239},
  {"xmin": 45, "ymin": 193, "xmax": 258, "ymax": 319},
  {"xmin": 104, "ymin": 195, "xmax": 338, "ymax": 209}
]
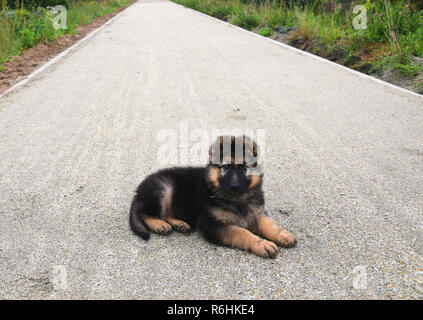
[
  {"xmin": 259, "ymin": 26, "xmax": 272, "ymax": 37},
  {"xmin": 231, "ymin": 9, "xmax": 260, "ymax": 30}
]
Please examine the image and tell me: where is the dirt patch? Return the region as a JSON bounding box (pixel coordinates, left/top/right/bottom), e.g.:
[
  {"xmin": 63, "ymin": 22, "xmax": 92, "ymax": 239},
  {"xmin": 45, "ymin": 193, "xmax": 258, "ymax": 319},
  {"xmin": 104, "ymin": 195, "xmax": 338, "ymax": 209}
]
[{"xmin": 0, "ymin": 2, "xmax": 135, "ymax": 95}]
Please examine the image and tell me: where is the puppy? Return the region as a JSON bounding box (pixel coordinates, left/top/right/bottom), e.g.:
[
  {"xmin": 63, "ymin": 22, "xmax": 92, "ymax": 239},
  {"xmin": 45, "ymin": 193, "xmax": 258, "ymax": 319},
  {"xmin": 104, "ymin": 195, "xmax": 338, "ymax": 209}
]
[{"xmin": 129, "ymin": 135, "xmax": 296, "ymax": 258}]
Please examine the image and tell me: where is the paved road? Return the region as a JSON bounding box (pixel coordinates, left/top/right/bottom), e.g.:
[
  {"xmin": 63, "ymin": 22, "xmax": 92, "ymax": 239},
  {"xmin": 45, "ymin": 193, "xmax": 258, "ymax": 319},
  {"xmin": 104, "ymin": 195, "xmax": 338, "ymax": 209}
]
[{"xmin": 1, "ymin": 0, "xmax": 423, "ymax": 299}]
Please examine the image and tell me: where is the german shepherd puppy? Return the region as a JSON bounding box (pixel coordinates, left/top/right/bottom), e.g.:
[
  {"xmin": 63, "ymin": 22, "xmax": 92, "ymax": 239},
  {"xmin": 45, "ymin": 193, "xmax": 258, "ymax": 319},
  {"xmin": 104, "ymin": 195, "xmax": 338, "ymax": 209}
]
[{"xmin": 129, "ymin": 136, "xmax": 296, "ymax": 258}]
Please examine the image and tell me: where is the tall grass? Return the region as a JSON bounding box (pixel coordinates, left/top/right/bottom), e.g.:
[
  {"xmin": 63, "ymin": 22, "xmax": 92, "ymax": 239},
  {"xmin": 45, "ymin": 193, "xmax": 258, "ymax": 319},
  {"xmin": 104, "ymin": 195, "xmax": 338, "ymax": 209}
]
[
  {"xmin": 171, "ymin": 0, "xmax": 423, "ymax": 67},
  {"xmin": 0, "ymin": 0, "xmax": 131, "ymax": 69}
]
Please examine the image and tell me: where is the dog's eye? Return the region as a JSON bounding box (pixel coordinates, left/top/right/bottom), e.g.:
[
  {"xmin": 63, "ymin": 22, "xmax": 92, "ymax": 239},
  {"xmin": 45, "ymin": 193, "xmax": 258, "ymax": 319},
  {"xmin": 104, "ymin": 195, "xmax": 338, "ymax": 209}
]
[
  {"xmin": 241, "ymin": 165, "xmax": 249, "ymax": 171},
  {"xmin": 222, "ymin": 164, "xmax": 231, "ymax": 170}
]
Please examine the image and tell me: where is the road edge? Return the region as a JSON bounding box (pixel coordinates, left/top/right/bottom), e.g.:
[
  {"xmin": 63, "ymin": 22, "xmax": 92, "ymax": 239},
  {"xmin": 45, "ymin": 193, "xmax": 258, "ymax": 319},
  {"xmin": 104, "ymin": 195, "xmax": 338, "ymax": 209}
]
[
  {"xmin": 170, "ymin": 1, "xmax": 423, "ymax": 100},
  {"xmin": 0, "ymin": 2, "xmax": 136, "ymax": 100}
]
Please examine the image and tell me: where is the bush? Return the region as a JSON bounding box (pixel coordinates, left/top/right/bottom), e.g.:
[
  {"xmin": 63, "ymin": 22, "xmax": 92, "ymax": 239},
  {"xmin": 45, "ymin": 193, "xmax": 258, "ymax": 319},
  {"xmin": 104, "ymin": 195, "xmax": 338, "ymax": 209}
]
[
  {"xmin": 210, "ymin": 4, "xmax": 235, "ymax": 20},
  {"xmin": 231, "ymin": 10, "xmax": 260, "ymax": 30}
]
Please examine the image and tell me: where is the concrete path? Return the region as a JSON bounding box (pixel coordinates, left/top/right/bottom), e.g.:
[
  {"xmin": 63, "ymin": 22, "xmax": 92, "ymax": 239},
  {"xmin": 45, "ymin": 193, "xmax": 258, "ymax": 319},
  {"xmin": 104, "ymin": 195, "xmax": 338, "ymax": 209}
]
[{"xmin": 1, "ymin": 0, "xmax": 422, "ymax": 299}]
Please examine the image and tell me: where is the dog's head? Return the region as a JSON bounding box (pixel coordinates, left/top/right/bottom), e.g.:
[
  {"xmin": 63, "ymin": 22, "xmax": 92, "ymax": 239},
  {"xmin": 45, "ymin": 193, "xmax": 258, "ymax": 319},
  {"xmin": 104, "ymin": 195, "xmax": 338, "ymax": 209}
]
[{"xmin": 206, "ymin": 135, "xmax": 263, "ymax": 197}]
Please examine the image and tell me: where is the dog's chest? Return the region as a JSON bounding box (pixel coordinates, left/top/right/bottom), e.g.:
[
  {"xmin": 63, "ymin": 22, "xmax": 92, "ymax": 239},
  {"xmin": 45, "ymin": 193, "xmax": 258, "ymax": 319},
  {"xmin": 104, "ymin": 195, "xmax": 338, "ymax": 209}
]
[
  {"xmin": 237, "ymin": 212, "xmax": 255, "ymax": 229},
  {"xmin": 214, "ymin": 203, "xmax": 264, "ymax": 229}
]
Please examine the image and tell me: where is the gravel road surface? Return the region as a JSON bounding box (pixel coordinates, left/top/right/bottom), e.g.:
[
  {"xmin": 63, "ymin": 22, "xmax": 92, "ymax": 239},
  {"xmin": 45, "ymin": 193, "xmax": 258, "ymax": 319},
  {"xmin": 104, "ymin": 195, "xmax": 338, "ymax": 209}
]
[{"xmin": 1, "ymin": 0, "xmax": 423, "ymax": 299}]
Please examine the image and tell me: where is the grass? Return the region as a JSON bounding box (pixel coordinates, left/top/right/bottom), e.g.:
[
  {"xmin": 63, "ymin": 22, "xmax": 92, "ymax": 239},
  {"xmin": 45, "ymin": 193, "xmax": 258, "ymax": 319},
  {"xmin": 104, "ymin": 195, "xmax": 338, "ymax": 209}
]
[
  {"xmin": 259, "ymin": 26, "xmax": 272, "ymax": 37},
  {"xmin": 171, "ymin": 0, "xmax": 423, "ymax": 84},
  {"xmin": 373, "ymin": 53, "xmax": 423, "ymax": 77},
  {"xmin": 0, "ymin": 0, "xmax": 132, "ymax": 68}
]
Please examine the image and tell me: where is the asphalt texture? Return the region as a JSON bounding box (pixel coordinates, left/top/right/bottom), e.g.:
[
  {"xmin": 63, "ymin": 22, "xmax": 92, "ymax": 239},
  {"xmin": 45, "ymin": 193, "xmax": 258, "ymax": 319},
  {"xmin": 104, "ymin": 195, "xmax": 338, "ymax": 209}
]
[{"xmin": 0, "ymin": 0, "xmax": 423, "ymax": 299}]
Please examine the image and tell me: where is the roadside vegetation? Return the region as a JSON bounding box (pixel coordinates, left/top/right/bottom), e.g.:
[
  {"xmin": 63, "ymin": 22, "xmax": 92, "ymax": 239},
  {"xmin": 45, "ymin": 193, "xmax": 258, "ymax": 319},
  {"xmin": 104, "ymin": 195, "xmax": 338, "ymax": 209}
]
[
  {"xmin": 0, "ymin": 0, "xmax": 132, "ymax": 70},
  {"xmin": 171, "ymin": 0, "xmax": 423, "ymax": 93}
]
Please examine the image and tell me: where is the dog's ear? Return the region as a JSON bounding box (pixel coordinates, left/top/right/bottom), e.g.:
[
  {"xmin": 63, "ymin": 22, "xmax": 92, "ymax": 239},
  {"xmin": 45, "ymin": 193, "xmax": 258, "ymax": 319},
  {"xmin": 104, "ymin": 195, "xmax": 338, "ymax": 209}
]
[
  {"xmin": 241, "ymin": 135, "xmax": 259, "ymax": 165},
  {"xmin": 209, "ymin": 136, "xmax": 235, "ymax": 165},
  {"xmin": 209, "ymin": 136, "xmax": 222, "ymax": 165}
]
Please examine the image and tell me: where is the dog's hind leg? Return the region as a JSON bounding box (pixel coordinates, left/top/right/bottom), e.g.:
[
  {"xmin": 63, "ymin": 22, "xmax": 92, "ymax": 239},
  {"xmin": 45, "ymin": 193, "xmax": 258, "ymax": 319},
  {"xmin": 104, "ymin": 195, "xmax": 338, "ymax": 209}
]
[
  {"xmin": 143, "ymin": 216, "xmax": 172, "ymax": 235},
  {"xmin": 157, "ymin": 179, "xmax": 192, "ymax": 233},
  {"xmin": 165, "ymin": 217, "xmax": 191, "ymax": 233}
]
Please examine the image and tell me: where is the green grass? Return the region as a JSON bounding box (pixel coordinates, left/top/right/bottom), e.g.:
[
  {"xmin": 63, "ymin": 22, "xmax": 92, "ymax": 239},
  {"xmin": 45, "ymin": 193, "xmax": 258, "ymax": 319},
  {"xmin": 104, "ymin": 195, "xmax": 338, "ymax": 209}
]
[
  {"xmin": 0, "ymin": 0, "xmax": 132, "ymax": 68},
  {"xmin": 171, "ymin": 0, "xmax": 423, "ymax": 79},
  {"xmin": 259, "ymin": 26, "xmax": 272, "ymax": 37},
  {"xmin": 231, "ymin": 10, "xmax": 260, "ymax": 30},
  {"xmin": 372, "ymin": 53, "xmax": 423, "ymax": 77}
]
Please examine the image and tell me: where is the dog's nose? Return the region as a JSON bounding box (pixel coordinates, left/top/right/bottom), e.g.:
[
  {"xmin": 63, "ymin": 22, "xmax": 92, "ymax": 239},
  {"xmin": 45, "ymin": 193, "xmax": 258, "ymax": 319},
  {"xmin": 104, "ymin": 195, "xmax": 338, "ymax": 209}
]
[{"xmin": 230, "ymin": 182, "xmax": 240, "ymax": 192}]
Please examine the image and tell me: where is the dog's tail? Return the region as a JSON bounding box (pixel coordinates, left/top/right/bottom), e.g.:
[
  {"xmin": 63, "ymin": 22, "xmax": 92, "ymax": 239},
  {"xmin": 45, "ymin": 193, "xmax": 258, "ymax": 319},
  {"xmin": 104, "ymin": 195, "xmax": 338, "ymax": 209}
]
[{"xmin": 129, "ymin": 199, "xmax": 150, "ymax": 240}]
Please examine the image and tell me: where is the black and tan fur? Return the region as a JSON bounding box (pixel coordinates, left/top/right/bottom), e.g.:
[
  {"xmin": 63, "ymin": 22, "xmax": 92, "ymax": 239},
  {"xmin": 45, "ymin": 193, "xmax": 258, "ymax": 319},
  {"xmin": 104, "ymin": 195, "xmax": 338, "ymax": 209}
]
[{"xmin": 129, "ymin": 136, "xmax": 296, "ymax": 258}]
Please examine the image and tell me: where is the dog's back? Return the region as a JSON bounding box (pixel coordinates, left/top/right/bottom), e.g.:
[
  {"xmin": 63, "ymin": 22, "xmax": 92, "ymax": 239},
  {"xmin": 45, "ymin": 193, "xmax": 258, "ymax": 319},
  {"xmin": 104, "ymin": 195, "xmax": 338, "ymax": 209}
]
[{"xmin": 129, "ymin": 167, "xmax": 204, "ymax": 239}]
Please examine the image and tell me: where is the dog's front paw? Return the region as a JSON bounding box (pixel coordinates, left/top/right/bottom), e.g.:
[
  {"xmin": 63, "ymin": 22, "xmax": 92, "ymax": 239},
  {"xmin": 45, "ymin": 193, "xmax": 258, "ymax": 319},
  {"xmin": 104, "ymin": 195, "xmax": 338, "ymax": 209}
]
[
  {"xmin": 251, "ymin": 239, "xmax": 279, "ymax": 258},
  {"xmin": 275, "ymin": 229, "xmax": 297, "ymax": 248},
  {"xmin": 172, "ymin": 220, "xmax": 191, "ymax": 233}
]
